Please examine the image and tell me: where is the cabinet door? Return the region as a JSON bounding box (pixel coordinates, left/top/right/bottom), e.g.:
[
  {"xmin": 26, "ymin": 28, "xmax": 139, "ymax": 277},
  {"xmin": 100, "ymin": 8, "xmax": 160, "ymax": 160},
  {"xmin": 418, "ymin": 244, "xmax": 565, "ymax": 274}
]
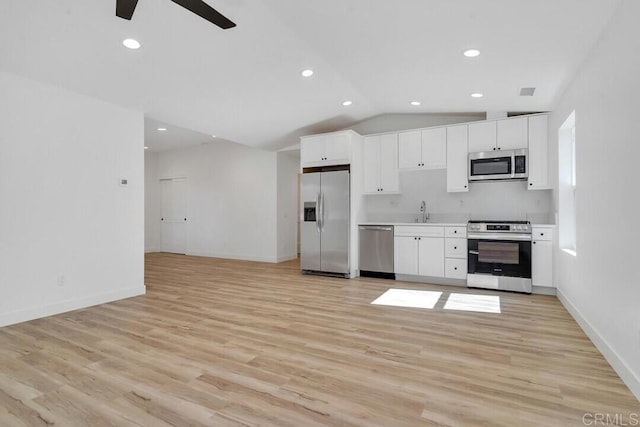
[
  {"xmin": 528, "ymin": 115, "xmax": 550, "ymax": 190},
  {"xmin": 532, "ymin": 240, "xmax": 553, "ymax": 287},
  {"xmin": 394, "ymin": 236, "xmax": 418, "ymax": 275},
  {"xmin": 468, "ymin": 121, "xmax": 497, "ymax": 152},
  {"xmin": 325, "ymin": 132, "xmax": 351, "ymax": 162},
  {"xmin": 446, "ymin": 125, "xmax": 469, "ymax": 192},
  {"xmin": 497, "ymin": 117, "xmax": 528, "ymax": 150},
  {"xmin": 418, "ymin": 237, "xmax": 444, "ymax": 277},
  {"xmin": 421, "ymin": 128, "xmax": 447, "ymax": 169},
  {"xmin": 362, "ymin": 136, "xmax": 381, "ymax": 194},
  {"xmin": 379, "ymin": 133, "xmax": 399, "ymax": 193},
  {"xmin": 301, "ymin": 134, "xmax": 326, "ymax": 165},
  {"xmin": 398, "ymin": 130, "xmax": 422, "ymax": 169}
]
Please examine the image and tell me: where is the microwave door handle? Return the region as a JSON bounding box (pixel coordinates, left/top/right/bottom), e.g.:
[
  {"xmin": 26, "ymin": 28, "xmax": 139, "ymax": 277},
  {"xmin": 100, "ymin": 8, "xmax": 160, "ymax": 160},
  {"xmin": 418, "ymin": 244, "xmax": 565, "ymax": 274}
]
[
  {"xmin": 469, "ymin": 250, "xmax": 479, "ymax": 255},
  {"xmin": 511, "ymin": 152, "xmax": 516, "ymax": 178}
]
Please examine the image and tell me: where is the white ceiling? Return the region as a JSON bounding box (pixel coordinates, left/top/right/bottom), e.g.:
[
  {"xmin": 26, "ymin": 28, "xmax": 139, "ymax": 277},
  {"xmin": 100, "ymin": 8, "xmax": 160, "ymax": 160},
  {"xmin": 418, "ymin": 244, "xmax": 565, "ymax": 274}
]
[{"xmin": 0, "ymin": 1, "xmax": 620, "ymax": 151}]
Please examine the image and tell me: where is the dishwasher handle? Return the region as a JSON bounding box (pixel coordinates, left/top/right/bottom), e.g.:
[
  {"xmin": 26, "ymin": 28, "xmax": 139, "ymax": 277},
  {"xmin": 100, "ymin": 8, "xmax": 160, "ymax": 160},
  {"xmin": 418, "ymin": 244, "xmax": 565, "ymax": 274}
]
[{"xmin": 359, "ymin": 225, "xmax": 393, "ymax": 231}]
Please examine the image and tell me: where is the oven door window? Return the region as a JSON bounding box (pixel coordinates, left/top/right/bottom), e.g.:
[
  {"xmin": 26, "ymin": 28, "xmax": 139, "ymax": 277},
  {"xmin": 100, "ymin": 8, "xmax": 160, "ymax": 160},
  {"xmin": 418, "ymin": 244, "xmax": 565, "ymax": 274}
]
[
  {"xmin": 478, "ymin": 241, "xmax": 519, "ymax": 264},
  {"xmin": 468, "ymin": 239, "xmax": 531, "ymax": 278},
  {"xmin": 471, "ymin": 157, "xmax": 511, "ymax": 177}
]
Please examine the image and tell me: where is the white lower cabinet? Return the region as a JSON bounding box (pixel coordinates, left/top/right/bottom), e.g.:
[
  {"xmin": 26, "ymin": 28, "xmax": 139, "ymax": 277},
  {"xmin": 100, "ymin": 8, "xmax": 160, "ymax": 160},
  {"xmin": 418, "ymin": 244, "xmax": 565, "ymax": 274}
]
[
  {"xmin": 394, "ymin": 226, "xmax": 444, "ymax": 276},
  {"xmin": 532, "ymin": 227, "xmax": 554, "ymax": 288},
  {"xmin": 394, "ymin": 236, "xmax": 420, "ymax": 275},
  {"xmin": 445, "ymin": 258, "xmax": 467, "ymax": 279},
  {"xmin": 394, "ymin": 226, "xmax": 467, "ymax": 280},
  {"xmin": 418, "ymin": 237, "xmax": 445, "ymax": 277}
]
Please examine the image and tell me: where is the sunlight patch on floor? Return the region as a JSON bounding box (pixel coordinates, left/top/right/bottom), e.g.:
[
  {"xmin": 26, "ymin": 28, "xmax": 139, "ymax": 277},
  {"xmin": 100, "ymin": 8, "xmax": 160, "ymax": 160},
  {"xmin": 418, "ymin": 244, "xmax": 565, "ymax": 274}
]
[
  {"xmin": 443, "ymin": 293, "xmax": 501, "ymax": 314},
  {"xmin": 371, "ymin": 289, "xmax": 443, "ymax": 309}
]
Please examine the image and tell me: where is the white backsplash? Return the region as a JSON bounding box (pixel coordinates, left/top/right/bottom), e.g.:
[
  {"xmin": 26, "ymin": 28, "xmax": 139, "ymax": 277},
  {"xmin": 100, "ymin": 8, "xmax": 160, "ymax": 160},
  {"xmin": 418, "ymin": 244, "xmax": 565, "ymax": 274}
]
[{"xmin": 363, "ymin": 169, "xmax": 554, "ymax": 224}]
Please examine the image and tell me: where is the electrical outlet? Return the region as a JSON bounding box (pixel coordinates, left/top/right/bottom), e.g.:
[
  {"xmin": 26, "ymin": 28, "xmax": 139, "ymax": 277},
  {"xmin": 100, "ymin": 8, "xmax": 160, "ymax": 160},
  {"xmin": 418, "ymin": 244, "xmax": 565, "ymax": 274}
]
[{"xmin": 57, "ymin": 275, "xmax": 65, "ymax": 287}]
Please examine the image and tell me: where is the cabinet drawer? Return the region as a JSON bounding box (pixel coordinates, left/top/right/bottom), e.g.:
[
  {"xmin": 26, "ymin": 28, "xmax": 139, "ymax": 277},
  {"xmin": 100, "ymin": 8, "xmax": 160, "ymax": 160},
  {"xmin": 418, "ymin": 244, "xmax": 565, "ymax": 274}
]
[
  {"xmin": 394, "ymin": 226, "xmax": 444, "ymax": 238},
  {"xmin": 532, "ymin": 227, "xmax": 553, "ymax": 241},
  {"xmin": 445, "ymin": 258, "xmax": 467, "ymax": 279},
  {"xmin": 445, "ymin": 226, "xmax": 467, "ymax": 238},
  {"xmin": 445, "ymin": 238, "xmax": 467, "ymax": 259}
]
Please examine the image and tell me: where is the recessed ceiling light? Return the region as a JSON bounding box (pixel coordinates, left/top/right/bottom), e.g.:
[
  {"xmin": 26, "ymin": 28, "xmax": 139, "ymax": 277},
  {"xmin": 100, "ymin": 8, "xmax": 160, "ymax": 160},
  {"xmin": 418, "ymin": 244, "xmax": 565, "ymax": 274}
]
[
  {"xmin": 342, "ymin": 100, "xmax": 352, "ymax": 106},
  {"xmin": 211, "ymin": 135, "xmax": 217, "ymax": 138},
  {"xmin": 157, "ymin": 127, "xmax": 167, "ymax": 131},
  {"xmin": 463, "ymin": 49, "xmax": 480, "ymax": 57},
  {"xmin": 470, "ymin": 92, "xmax": 484, "ymax": 98},
  {"xmin": 122, "ymin": 38, "xmax": 141, "ymax": 50},
  {"xmin": 301, "ymin": 69, "xmax": 314, "ymax": 77},
  {"xmin": 410, "ymin": 101, "xmax": 421, "ymax": 106},
  {"xmin": 144, "ymin": 146, "xmax": 149, "ymax": 150}
]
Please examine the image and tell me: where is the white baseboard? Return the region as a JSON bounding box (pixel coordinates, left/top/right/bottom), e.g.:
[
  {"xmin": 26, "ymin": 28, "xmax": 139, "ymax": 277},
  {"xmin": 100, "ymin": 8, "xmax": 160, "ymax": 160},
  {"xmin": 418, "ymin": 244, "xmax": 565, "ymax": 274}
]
[
  {"xmin": 145, "ymin": 247, "xmax": 160, "ymax": 253},
  {"xmin": 0, "ymin": 286, "xmax": 146, "ymax": 328},
  {"xmin": 557, "ymin": 289, "xmax": 640, "ymax": 401},
  {"xmin": 187, "ymin": 251, "xmax": 278, "ymax": 263},
  {"xmin": 276, "ymin": 254, "xmax": 298, "ymax": 263}
]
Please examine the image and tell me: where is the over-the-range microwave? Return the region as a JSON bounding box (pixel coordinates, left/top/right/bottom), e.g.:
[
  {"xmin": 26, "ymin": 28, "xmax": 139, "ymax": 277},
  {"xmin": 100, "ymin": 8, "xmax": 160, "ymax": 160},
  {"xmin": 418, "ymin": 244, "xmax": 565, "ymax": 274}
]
[{"xmin": 468, "ymin": 148, "xmax": 528, "ymax": 182}]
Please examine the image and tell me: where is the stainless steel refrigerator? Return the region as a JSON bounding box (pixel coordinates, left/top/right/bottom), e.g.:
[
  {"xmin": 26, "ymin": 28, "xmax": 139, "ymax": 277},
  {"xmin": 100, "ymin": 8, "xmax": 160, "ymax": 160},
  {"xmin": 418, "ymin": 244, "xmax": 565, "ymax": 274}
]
[{"xmin": 300, "ymin": 169, "xmax": 350, "ymax": 277}]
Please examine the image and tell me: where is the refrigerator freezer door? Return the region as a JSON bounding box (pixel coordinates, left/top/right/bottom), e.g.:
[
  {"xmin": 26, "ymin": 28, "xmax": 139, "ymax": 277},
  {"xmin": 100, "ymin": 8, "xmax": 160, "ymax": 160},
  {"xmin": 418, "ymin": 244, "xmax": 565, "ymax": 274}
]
[
  {"xmin": 319, "ymin": 170, "xmax": 350, "ymax": 274},
  {"xmin": 300, "ymin": 173, "xmax": 321, "ymax": 271}
]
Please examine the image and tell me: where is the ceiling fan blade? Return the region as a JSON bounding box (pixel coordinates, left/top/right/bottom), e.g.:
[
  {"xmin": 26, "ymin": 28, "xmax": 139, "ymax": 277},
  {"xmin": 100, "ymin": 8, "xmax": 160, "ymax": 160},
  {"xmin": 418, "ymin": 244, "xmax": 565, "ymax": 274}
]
[
  {"xmin": 116, "ymin": 0, "xmax": 139, "ymax": 20},
  {"xmin": 170, "ymin": 0, "xmax": 236, "ymax": 29}
]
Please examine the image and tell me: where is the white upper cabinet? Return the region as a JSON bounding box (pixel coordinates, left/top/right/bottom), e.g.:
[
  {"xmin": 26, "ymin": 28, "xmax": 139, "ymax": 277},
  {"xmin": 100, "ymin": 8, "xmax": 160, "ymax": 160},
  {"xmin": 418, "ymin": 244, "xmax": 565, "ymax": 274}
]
[
  {"xmin": 468, "ymin": 117, "xmax": 528, "ymax": 152},
  {"xmin": 527, "ymin": 115, "xmax": 550, "ymax": 190},
  {"xmin": 300, "ymin": 131, "xmax": 353, "ymax": 167},
  {"xmin": 421, "ymin": 128, "xmax": 447, "ymax": 169},
  {"xmin": 325, "ymin": 131, "xmax": 351, "ymax": 162},
  {"xmin": 497, "ymin": 117, "xmax": 528, "ymax": 150},
  {"xmin": 379, "ymin": 134, "xmax": 399, "ymax": 193},
  {"xmin": 300, "ymin": 134, "xmax": 326, "ymax": 165},
  {"xmin": 468, "ymin": 121, "xmax": 497, "ymax": 152},
  {"xmin": 398, "ymin": 130, "xmax": 422, "ymax": 169},
  {"xmin": 363, "ymin": 134, "xmax": 399, "ymax": 194},
  {"xmin": 398, "ymin": 128, "xmax": 446, "ymax": 170},
  {"xmin": 446, "ymin": 125, "xmax": 469, "ymax": 192}
]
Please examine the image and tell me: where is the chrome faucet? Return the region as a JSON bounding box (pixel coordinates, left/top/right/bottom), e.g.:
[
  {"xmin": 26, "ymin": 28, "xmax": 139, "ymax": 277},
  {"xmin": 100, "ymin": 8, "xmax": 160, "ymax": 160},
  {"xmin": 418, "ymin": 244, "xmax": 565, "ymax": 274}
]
[{"xmin": 420, "ymin": 200, "xmax": 430, "ymax": 223}]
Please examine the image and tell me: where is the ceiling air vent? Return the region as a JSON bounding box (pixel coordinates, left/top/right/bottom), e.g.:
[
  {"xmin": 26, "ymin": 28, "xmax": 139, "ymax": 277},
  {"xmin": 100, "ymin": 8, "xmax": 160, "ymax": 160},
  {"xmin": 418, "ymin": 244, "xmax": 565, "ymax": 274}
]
[{"xmin": 520, "ymin": 87, "xmax": 536, "ymax": 96}]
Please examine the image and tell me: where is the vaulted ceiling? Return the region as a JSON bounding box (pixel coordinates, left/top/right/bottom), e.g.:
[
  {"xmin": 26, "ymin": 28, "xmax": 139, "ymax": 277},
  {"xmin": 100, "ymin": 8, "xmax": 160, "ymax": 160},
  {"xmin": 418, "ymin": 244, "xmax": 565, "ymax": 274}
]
[{"xmin": 0, "ymin": 1, "xmax": 620, "ymax": 150}]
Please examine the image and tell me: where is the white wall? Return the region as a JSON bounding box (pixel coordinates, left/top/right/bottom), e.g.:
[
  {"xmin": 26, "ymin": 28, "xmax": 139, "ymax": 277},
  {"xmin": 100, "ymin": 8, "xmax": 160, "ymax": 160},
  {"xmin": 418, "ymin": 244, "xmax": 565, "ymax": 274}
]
[
  {"xmin": 144, "ymin": 151, "xmax": 161, "ymax": 252},
  {"xmin": 0, "ymin": 71, "xmax": 145, "ymax": 327},
  {"xmin": 550, "ymin": 0, "xmax": 640, "ymax": 400},
  {"xmin": 276, "ymin": 150, "xmax": 300, "ymax": 261},
  {"xmin": 348, "ymin": 113, "xmax": 485, "ymax": 135},
  {"xmin": 146, "ymin": 141, "xmax": 279, "ymax": 262},
  {"xmin": 364, "ymin": 169, "xmax": 552, "ymax": 223}
]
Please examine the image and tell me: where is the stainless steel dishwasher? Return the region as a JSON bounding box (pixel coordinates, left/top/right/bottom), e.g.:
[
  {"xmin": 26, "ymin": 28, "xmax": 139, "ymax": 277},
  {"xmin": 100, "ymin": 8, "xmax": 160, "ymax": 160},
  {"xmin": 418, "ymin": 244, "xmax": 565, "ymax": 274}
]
[{"xmin": 359, "ymin": 225, "xmax": 394, "ymax": 279}]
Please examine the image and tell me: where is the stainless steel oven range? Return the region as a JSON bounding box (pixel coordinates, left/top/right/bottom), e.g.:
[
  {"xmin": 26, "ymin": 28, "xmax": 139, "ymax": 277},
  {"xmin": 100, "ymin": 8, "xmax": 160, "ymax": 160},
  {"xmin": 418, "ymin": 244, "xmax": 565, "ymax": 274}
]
[{"xmin": 467, "ymin": 220, "xmax": 532, "ymax": 293}]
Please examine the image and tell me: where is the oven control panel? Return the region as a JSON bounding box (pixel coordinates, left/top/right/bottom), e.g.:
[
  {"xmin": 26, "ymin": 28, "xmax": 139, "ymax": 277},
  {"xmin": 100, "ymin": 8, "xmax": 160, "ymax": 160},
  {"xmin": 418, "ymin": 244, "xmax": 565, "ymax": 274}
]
[{"xmin": 468, "ymin": 222, "xmax": 531, "ymax": 233}]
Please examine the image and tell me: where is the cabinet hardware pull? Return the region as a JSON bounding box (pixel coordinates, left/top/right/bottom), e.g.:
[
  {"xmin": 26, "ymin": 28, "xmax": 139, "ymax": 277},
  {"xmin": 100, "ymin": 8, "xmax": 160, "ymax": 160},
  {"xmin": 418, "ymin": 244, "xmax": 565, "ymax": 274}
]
[
  {"xmin": 454, "ymin": 267, "xmax": 458, "ymax": 270},
  {"xmin": 454, "ymin": 246, "xmax": 457, "ymax": 249},
  {"xmin": 541, "ymin": 233, "xmax": 544, "ymax": 236},
  {"xmin": 533, "ymin": 241, "xmax": 537, "ymax": 244}
]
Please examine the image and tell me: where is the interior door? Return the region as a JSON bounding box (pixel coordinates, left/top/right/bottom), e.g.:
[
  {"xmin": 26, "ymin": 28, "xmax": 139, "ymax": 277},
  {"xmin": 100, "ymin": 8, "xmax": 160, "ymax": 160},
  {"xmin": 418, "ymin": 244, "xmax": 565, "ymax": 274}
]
[
  {"xmin": 160, "ymin": 177, "xmax": 187, "ymax": 254},
  {"xmin": 319, "ymin": 170, "xmax": 350, "ymax": 274}
]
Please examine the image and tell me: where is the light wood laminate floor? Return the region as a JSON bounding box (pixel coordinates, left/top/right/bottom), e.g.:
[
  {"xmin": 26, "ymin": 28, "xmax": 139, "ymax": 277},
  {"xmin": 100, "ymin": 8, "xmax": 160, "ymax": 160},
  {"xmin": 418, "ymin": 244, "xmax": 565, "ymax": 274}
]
[{"xmin": 0, "ymin": 253, "xmax": 638, "ymax": 426}]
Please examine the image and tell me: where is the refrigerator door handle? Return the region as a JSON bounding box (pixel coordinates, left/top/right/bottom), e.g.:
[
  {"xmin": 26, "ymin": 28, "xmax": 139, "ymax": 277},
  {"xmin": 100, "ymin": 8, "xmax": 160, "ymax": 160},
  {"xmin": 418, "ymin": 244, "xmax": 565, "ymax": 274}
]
[
  {"xmin": 315, "ymin": 192, "xmax": 321, "ymax": 233},
  {"xmin": 318, "ymin": 191, "xmax": 324, "ymax": 231}
]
